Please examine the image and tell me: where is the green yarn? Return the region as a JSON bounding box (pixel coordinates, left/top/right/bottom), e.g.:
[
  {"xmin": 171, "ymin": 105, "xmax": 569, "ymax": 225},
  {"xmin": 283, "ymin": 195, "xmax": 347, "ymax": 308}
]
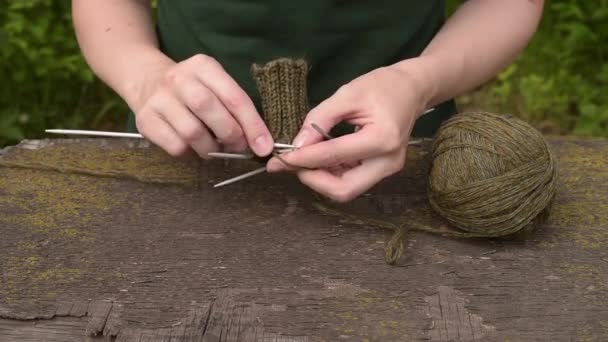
[{"xmin": 428, "ymin": 112, "xmax": 557, "ymax": 237}]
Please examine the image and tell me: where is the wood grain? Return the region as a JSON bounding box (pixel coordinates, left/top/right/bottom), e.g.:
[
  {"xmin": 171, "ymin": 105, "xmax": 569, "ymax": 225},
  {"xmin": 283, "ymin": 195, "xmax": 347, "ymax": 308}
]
[{"xmin": 0, "ymin": 137, "xmax": 607, "ymax": 341}]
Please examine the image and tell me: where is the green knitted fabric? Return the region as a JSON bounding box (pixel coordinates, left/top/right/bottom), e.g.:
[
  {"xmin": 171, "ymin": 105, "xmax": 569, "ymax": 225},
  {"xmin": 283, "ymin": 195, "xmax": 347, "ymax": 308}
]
[{"xmin": 252, "ymin": 59, "xmax": 310, "ymax": 144}]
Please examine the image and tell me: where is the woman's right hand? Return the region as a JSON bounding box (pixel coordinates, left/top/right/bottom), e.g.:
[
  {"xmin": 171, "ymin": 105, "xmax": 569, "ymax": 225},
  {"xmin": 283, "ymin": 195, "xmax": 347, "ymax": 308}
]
[{"xmin": 132, "ymin": 54, "xmax": 274, "ymax": 158}]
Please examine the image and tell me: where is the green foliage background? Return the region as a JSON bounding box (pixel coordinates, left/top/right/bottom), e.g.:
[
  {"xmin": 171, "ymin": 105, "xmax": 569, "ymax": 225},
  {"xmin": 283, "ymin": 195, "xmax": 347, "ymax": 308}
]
[
  {"xmin": 1, "ymin": 0, "xmax": 607, "ymax": 147},
  {"xmin": 0, "ymin": 0, "xmax": 126, "ymax": 146}
]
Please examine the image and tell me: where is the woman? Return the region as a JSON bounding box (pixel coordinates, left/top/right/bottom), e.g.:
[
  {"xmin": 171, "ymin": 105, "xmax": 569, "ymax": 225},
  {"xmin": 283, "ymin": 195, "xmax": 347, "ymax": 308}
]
[{"xmin": 72, "ymin": 0, "xmax": 544, "ymax": 202}]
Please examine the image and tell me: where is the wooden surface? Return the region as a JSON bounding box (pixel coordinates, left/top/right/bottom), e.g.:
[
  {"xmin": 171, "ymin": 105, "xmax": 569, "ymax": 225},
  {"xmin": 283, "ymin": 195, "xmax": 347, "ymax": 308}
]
[{"xmin": 0, "ymin": 137, "xmax": 607, "ymax": 342}]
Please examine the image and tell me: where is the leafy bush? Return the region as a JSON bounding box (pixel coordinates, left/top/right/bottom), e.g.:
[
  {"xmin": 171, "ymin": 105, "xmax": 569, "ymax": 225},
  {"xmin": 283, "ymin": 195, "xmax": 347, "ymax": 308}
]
[
  {"xmin": 0, "ymin": 0, "xmax": 125, "ymax": 147},
  {"xmin": 0, "ymin": 0, "xmax": 607, "ymax": 148},
  {"xmin": 450, "ymin": 0, "xmax": 608, "ymax": 136}
]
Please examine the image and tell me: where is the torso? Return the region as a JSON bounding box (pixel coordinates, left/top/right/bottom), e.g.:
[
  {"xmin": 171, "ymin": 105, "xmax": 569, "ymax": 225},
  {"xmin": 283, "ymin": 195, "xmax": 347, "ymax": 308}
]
[{"xmin": 150, "ymin": 0, "xmax": 456, "ymax": 137}]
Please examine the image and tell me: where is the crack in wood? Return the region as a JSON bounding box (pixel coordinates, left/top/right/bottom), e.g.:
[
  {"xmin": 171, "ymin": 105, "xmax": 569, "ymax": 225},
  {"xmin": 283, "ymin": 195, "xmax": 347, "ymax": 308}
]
[{"xmin": 425, "ymin": 286, "xmax": 494, "ymax": 342}]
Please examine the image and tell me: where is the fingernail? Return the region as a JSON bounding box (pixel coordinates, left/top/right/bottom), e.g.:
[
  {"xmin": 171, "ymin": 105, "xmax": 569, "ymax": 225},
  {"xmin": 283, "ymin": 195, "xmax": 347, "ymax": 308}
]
[
  {"xmin": 254, "ymin": 135, "xmax": 272, "ymax": 155},
  {"xmin": 293, "ymin": 130, "xmax": 308, "ymax": 148}
]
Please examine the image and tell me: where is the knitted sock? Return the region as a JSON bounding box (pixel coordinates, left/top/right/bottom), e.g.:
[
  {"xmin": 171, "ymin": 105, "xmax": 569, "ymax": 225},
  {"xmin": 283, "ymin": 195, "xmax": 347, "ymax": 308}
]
[{"xmin": 252, "ymin": 59, "xmax": 310, "ymax": 144}]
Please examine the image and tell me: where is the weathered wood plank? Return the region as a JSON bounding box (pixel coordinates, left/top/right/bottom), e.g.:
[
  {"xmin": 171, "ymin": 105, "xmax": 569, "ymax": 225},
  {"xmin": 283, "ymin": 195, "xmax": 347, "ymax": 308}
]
[
  {"xmin": 0, "ymin": 137, "xmax": 606, "ymax": 341},
  {"xmin": 0, "ymin": 317, "xmax": 88, "ymax": 342},
  {"xmin": 425, "ymin": 286, "xmax": 494, "ymax": 341},
  {"xmin": 85, "ymin": 301, "xmax": 114, "ymax": 337}
]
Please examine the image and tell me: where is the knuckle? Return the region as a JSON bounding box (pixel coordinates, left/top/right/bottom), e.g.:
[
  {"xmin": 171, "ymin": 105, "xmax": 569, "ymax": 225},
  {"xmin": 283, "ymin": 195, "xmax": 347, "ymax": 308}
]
[
  {"xmin": 335, "ymin": 84, "xmax": 353, "ymax": 98},
  {"xmin": 222, "ymin": 125, "xmax": 244, "ymax": 144},
  {"xmin": 225, "ymin": 139, "xmax": 248, "ymax": 152},
  {"xmin": 134, "ymin": 108, "xmax": 155, "ymax": 132},
  {"xmin": 379, "ymin": 126, "xmax": 402, "ymax": 153},
  {"xmin": 242, "ymin": 120, "xmax": 267, "ymax": 139},
  {"xmin": 189, "ymin": 89, "xmax": 214, "ymax": 113},
  {"xmin": 192, "ymin": 54, "xmax": 219, "ymax": 68},
  {"xmin": 147, "ymin": 90, "xmax": 170, "ymax": 111},
  {"xmin": 134, "ymin": 113, "xmax": 149, "ymax": 133},
  {"xmin": 223, "ymin": 92, "xmax": 247, "ymax": 112},
  {"xmin": 164, "ymin": 68, "xmax": 180, "ymax": 85},
  {"xmin": 180, "ymin": 124, "xmax": 206, "ymax": 144},
  {"xmin": 322, "ymin": 151, "xmax": 342, "ymax": 167},
  {"xmin": 166, "ymin": 141, "xmax": 189, "ymax": 158}
]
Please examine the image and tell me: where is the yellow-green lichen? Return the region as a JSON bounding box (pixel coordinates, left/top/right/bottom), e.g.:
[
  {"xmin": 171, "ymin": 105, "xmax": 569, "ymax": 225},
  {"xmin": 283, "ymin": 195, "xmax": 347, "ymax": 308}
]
[
  {"xmin": 59, "ymin": 228, "xmax": 92, "ymax": 241},
  {"xmin": 337, "ymin": 312, "xmax": 360, "ymax": 321},
  {"xmin": 0, "ymin": 168, "xmax": 123, "ymax": 238},
  {"xmin": 0, "ymin": 143, "xmax": 200, "ymax": 186},
  {"xmin": 560, "ymin": 263, "xmax": 607, "ymax": 292},
  {"xmin": 0, "ymin": 142, "xmax": 159, "ymax": 304},
  {"xmin": 16, "ymin": 241, "xmax": 38, "ymax": 253},
  {"xmin": 33, "ymin": 267, "xmax": 83, "ymax": 282},
  {"xmin": 329, "ymin": 294, "xmax": 416, "ymax": 340},
  {"xmin": 576, "ymin": 321, "xmax": 608, "ymax": 342},
  {"xmin": 601, "ymin": 321, "xmax": 608, "ymax": 336},
  {"xmin": 377, "ymin": 320, "xmax": 401, "ymax": 337},
  {"xmin": 23, "ymin": 256, "xmax": 40, "ymax": 266},
  {"xmin": 539, "ymin": 141, "xmax": 608, "ymax": 249}
]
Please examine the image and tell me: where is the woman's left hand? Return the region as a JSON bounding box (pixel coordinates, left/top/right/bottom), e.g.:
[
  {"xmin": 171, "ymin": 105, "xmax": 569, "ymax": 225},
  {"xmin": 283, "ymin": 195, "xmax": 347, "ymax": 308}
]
[{"xmin": 266, "ymin": 62, "xmax": 433, "ymax": 202}]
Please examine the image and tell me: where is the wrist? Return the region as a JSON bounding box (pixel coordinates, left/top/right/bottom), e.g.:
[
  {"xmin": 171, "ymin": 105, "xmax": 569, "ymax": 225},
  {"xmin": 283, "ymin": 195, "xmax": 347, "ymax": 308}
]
[
  {"xmin": 391, "ymin": 56, "xmax": 441, "ymax": 118},
  {"xmin": 119, "ymin": 47, "xmax": 175, "ymax": 112}
]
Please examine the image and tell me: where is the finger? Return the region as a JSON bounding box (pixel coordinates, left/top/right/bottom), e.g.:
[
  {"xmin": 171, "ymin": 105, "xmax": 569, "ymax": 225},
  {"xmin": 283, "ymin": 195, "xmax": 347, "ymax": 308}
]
[
  {"xmin": 266, "ymin": 148, "xmax": 362, "ymax": 174},
  {"xmin": 193, "ymin": 55, "xmax": 273, "ymax": 156},
  {"xmin": 136, "ymin": 111, "xmax": 190, "ymax": 158},
  {"xmin": 270, "ymin": 126, "xmax": 388, "ymax": 171},
  {"xmin": 292, "ymin": 85, "xmax": 358, "ymax": 148},
  {"xmin": 153, "ymin": 93, "xmax": 219, "ymax": 158},
  {"xmin": 266, "ymin": 153, "xmax": 301, "ymax": 174},
  {"xmin": 297, "ymin": 155, "xmax": 397, "ymax": 203},
  {"xmin": 174, "ymin": 76, "xmax": 247, "ymax": 151}
]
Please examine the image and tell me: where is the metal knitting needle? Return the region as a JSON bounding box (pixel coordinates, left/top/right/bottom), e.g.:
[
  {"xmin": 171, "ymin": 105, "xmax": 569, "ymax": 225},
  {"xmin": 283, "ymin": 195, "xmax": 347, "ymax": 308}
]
[
  {"xmin": 310, "ymin": 108, "xmax": 434, "ymax": 140},
  {"xmin": 213, "ymin": 107, "xmax": 436, "ymax": 188},
  {"xmin": 422, "ymin": 107, "xmax": 435, "ymax": 115},
  {"xmin": 273, "ymin": 143, "xmax": 296, "ymax": 149},
  {"xmin": 213, "ymin": 166, "xmax": 267, "ymax": 188},
  {"xmin": 311, "ymin": 123, "xmax": 334, "ymax": 140},
  {"xmin": 45, "ymin": 129, "xmax": 295, "ymax": 149},
  {"xmin": 45, "ymin": 129, "xmax": 144, "ymax": 139},
  {"xmin": 207, "ymin": 152, "xmax": 253, "ymax": 160},
  {"xmin": 309, "ymin": 123, "xmax": 425, "ymax": 146}
]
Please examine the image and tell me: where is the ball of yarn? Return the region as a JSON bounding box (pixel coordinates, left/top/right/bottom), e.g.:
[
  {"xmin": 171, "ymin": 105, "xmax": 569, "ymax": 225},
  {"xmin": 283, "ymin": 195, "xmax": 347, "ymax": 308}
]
[{"xmin": 427, "ymin": 112, "xmax": 557, "ymax": 237}]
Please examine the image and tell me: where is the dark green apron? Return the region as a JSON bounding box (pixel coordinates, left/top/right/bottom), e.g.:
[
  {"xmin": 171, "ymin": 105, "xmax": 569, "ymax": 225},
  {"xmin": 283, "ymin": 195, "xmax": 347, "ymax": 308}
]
[{"xmin": 128, "ymin": 0, "xmax": 456, "ymax": 137}]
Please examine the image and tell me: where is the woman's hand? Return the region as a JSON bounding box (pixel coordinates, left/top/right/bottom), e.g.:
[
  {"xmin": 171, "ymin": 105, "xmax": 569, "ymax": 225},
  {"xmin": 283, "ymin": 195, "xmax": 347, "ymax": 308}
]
[
  {"xmin": 133, "ymin": 54, "xmax": 274, "ymax": 158},
  {"xmin": 266, "ymin": 62, "xmax": 433, "ymax": 202},
  {"xmin": 265, "ymin": 0, "xmax": 545, "ymax": 202},
  {"xmin": 72, "ymin": 1, "xmax": 274, "ymax": 158}
]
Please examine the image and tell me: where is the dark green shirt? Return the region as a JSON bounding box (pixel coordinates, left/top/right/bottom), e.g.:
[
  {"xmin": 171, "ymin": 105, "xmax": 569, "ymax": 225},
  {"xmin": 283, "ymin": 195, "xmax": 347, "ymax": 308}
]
[{"xmin": 131, "ymin": 0, "xmax": 456, "ymax": 137}]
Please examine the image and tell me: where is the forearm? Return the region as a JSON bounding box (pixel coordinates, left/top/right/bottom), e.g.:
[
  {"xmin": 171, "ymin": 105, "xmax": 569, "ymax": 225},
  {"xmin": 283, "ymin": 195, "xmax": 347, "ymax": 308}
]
[
  {"xmin": 72, "ymin": 0, "xmax": 174, "ymax": 110},
  {"xmin": 395, "ymin": 0, "xmax": 544, "ymax": 108}
]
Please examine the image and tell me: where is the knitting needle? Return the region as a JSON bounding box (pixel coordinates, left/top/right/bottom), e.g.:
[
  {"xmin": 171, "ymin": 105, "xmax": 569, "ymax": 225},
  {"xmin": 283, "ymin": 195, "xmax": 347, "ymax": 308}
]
[
  {"xmin": 422, "ymin": 108, "xmax": 435, "ymax": 115},
  {"xmin": 213, "ymin": 166, "xmax": 267, "ymax": 188},
  {"xmin": 208, "ymin": 152, "xmax": 254, "ymax": 160},
  {"xmin": 211, "ymin": 107, "xmax": 436, "ymax": 188},
  {"xmin": 45, "ymin": 129, "xmax": 295, "ymax": 149},
  {"xmin": 45, "ymin": 129, "xmax": 144, "ymax": 139},
  {"xmin": 309, "ymin": 123, "xmax": 424, "ymax": 146}
]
